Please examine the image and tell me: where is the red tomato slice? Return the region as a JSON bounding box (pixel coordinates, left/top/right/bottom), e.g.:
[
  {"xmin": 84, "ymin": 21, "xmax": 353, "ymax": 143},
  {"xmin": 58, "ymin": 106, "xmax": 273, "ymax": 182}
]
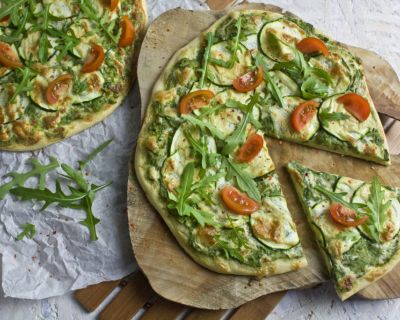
[
  {"xmin": 110, "ymin": 0, "xmax": 119, "ymax": 10},
  {"xmin": 232, "ymin": 65, "xmax": 263, "ymax": 93},
  {"xmin": 336, "ymin": 93, "xmax": 371, "ymax": 122},
  {"xmin": 236, "ymin": 133, "xmax": 264, "ymax": 163},
  {"xmin": 0, "ymin": 15, "xmax": 10, "ymax": 23},
  {"xmin": 291, "ymin": 100, "xmax": 319, "ymax": 132},
  {"xmin": 221, "ymin": 186, "xmax": 260, "ymax": 215},
  {"xmin": 119, "ymin": 16, "xmax": 135, "ymax": 48},
  {"xmin": 330, "ymin": 203, "xmax": 368, "ymax": 227},
  {"xmin": 296, "ymin": 37, "xmax": 329, "ymax": 57},
  {"xmin": 82, "ymin": 44, "xmax": 105, "ymax": 73},
  {"xmin": 0, "ymin": 41, "xmax": 23, "ymax": 69},
  {"xmin": 179, "ymin": 90, "xmax": 215, "ymax": 114},
  {"xmin": 45, "ymin": 74, "xmax": 73, "ymax": 105}
]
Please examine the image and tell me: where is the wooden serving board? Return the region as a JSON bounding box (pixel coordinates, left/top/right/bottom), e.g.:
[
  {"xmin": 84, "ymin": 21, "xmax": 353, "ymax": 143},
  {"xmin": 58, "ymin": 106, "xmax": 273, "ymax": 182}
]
[{"xmin": 127, "ymin": 3, "xmax": 400, "ymax": 309}]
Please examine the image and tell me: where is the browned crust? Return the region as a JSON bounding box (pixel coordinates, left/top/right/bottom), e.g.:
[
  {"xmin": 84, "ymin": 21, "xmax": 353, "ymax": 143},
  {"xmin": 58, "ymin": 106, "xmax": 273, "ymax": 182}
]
[{"xmin": 0, "ymin": 0, "xmax": 148, "ymax": 152}]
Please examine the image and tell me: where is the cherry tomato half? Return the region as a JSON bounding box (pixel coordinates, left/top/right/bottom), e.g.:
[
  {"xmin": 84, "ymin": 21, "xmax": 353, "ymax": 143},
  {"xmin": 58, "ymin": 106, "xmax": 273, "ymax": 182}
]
[
  {"xmin": 220, "ymin": 186, "xmax": 260, "ymax": 215},
  {"xmin": 236, "ymin": 133, "xmax": 264, "ymax": 163},
  {"xmin": 45, "ymin": 74, "xmax": 73, "ymax": 105},
  {"xmin": 336, "ymin": 93, "xmax": 371, "ymax": 122},
  {"xmin": 233, "ymin": 65, "xmax": 263, "ymax": 93},
  {"xmin": 330, "ymin": 203, "xmax": 368, "ymax": 227},
  {"xmin": 179, "ymin": 90, "xmax": 215, "ymax": 114},
  {"xmin": 0, "ymin": 42, "xmax": 22, "ymax": 69},
  {"xmin": 110, "ymin": 0, "xmax": 119, "ymax": 11},
  {"xmin": 119, "ymin": 16, "xmax": 135, "ymax": 48},
  {"xmin": 82, "ymin": 44, "xmax": 105, "ymax": 73},
  {"xmin": 291, "ymin": 100, "xmax": 319, "ymax": 132},
  {"xmin": 296, "ymin": 37, "xmax": 329, "ymax": 57}
]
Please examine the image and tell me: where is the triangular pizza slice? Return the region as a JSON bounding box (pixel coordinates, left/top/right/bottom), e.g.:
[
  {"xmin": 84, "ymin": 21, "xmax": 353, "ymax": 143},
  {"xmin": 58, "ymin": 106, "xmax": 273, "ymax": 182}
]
[{"xmin": 287, "ymin": 162, "xmax": 400, "ymax": 299}]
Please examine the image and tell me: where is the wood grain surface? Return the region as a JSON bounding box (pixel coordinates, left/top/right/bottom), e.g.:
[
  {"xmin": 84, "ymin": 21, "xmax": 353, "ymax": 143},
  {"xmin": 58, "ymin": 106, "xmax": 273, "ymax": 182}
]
[{"xmin": 127, "ymin": 2, "xmax": 400, "ymax": 310}]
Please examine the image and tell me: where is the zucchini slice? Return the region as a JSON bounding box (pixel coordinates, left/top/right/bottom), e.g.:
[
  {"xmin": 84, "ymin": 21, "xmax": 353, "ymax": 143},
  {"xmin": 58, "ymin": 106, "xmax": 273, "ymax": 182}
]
[
  {"xmin": 353, "ymin": 183, "xmax": 400, "ymax": 242},
  {"xmin": 72, "ymin": 70, "xmax": 104, "ymax": 104},
  {"xmin": 250, "ymin": 210, "xmax": 299, "ymax": 250},
  {"xmin": 170, "ymin": 125, "xmax": 217, "ymax": 156},
  {"xmin": 19, "ymin": 31, "xmax": 57, "ymax": 62},
  {"xmin": 311, "ymin": 201, "xmax": 361, "ymax": 257},
  {"xmin": 318, "ymin": 94, "xmax": 372, "ymax": 143},
  {"xmin": 259, "ymin": 19, "xmax": 306, "ymax": 62},
  {"xmin": 264, "ymin": 96, "xmax": 319, "ymax": 141},
  {"xmin": 308, "ymin": 50, "xmax": 353, "ymax": 95},
  {"xmin": 207, "ymin": 42, "xmax": 253, "ymax": 86},
  {"xmin": 334, "ymin": 176, "xmax": 364, "ymax": 202}
]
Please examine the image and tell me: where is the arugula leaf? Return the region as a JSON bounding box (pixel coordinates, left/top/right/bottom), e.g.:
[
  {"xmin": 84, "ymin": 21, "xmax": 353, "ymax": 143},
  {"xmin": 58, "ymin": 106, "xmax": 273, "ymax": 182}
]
[
  {"xmin": 182, "ymin": 115, "xmax": 225, "ymax": 140},
  {"xmin": 184, "ymin": 131, "xmax": 209, "ymax": 169},
  {"xmin": 0, "ymin": 157, "xmax": 59, "ymax": 199},
  {"xmin": 10, "ymin": 68, "xmax": 36, "ymax": 103},
  {"xmin": 362, "ymin": 177, "xmax": 392, "ymax": 243},
  {"xmin": 78, "ymin": 0, "xmax": 119, "ymax": 44},
  {"xmin": 79, "ymin": 191, "xmax": 101, "ymax": 241},
  {"xmin": 176, "ymin": 162, "xmax": 195, "ymax": 216},
  {"xmin": 61, "ymin": 164, "xmax": 110, "ymax": 241},
  {"xmin": 319, "ymin": 109, "xmax": 350, "ymax": 127},
  {"xmin": 315, "ymin": 185, "xmax": 365, "ymax": 212},
  {"xmin": 16, "ymin": 223, "xmax": 36, "ymax": 241},
  {"xmin": 186, "ymin": 207, "xmax": 217, "ymax": 227},
  {"xmin": 78, "ymin": 139, "xmax": 113, "ymax": 170},
  {"xmin": 225, "ymin": 158, "xmax": 261, "ymax": 201},
  {"xmin": 192, "ymin": 172, "xmax": 224, "ymax": 191},
  {"xmin": 301, "ymin": 68, "xmax": 332, "ymax": 99},
  {"xmin": 199, "ymin": 32, "xmax": 214, "ymax": 88},
  {"xmin": 0, "ymin": 0, "xmax": 28, "ymax": 21},
  {"xmin": 209, "ymin": 16, "xmax": 242, "ymax": 68},
  {"xmin": 222, "ymin": 94, "xmax": 259, "ymax": 155},
  {"xmin": 168, "ymin": 163, "xmax": 219, "ymax": 227},
  {"xmin": 10, "ymin": 180, "xmax": 109, "ymax": 210},
  {"xmin": 256, "ymin": 53, "xmax": 284, "ymax": 108}
]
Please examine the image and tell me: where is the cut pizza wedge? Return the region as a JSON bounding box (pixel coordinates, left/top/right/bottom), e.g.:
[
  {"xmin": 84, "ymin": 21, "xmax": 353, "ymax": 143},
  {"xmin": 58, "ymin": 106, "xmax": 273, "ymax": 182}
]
[{"xmin": 287, "ymin": 161, "xmax": 400, "ymax": 300}]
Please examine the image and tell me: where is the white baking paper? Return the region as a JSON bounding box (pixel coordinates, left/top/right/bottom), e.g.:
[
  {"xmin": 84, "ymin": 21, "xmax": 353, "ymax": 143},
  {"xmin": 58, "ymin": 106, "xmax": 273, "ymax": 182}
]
[{"xmin": 0, "ymin": 0, "xmax": 208, "ymax": 300}]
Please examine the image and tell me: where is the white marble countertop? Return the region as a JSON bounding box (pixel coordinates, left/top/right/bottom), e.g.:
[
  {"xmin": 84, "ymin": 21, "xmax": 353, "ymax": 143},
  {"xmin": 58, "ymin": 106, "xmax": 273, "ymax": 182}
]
[{"xmin": 1, "ymin": 0, "xmax": 400, "ymax": 319}]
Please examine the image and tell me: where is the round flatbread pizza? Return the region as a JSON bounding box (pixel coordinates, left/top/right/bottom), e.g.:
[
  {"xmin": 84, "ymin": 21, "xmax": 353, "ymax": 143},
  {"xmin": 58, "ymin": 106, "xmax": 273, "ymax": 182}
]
[{"xmin": 0, "ymin": 0, "xmax": 147, "ymax": 151}]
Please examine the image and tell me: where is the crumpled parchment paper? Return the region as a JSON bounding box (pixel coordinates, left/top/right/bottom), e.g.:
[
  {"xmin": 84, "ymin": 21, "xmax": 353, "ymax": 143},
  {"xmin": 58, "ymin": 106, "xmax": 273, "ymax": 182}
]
[{"xmin": 0, "ymin": 0, "xmax": 207, "ymax": 300}]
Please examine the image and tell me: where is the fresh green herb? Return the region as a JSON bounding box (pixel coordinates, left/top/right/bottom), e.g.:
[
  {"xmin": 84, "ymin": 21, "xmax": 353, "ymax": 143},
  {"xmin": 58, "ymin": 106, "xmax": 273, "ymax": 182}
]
[
  {"xmin": 78, "ymin": 139, "xmax": 113, "ymax": 170},
  {"xmin": 186, "ymin": 206, "xmax": 217, "ymax": 227},
  {"xmin": 225, "ymin": 158, "xmax": 261, "ymax": 201},
  {"xmin": 78, "ymin": 0, "xmax": 120, "ymax": 45},
  {"xmin": 222, "ymin": 94, "xmax": 259, "ymax": 155},
  {"xmin": 175, "ymin": 162, "xmax": 195, "ymax": 216},
  {"xmin": 271, "ymin": 46, "xmax": 332, "ymax": 99},
  {"xmin": 0, "ymin": 157, "xmax": 59, "ymax": 199},
  {"xmin": 0, "ymin": 0, "xmax": 28, "ymax": 21},
  {"xmin": 301, "ymin": 68, "xmax": 332, "ymax": 99},
  {"xmin": 182, "ymin": 115, "xmax": 225, "ymax": 140},
  {"xmin": 192, "ymin": 172, "xmax": 224, "ymax": 191},
  {"xmin": 315, "ymin": 185, "xmax": 365, "ymax": 212},
  {"xmin": 15, "ymin": 223, "xmax": 36, "ymax": 241},
  {"xmin": 209, "ymin": 16, "xmax": 242, "ymax": 69},
  {"xmin": 10, "ymin": 180, "xmax": 110, "ymax": 211},
  {"xmin": 361, "ymin": 177, "xmax": 392, "ymax": 243},
  {"xmin": 319, "ymin": 110, "xmax": 350, "ymax": 127},
  {"xmin": 199, "ymin": 32, "xmax": 214, "ymax": 88},
  {"xmin": 256, "ymin": 53, "xmax": 285, "ymax": 108},
  {"xmin": 10, "ymin": 68, "xmax": 36, "ymax": 103},
  {"xmin": 61, "ymin": 163, "xmax": 108, "ymax": 241},
  {"xmin": 184, "ymin": 131, "xmax": 210, "ymax": 169},
  {"xmin": 167, "ymin": 163, "xmax": 219, "ymax": 227}
]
